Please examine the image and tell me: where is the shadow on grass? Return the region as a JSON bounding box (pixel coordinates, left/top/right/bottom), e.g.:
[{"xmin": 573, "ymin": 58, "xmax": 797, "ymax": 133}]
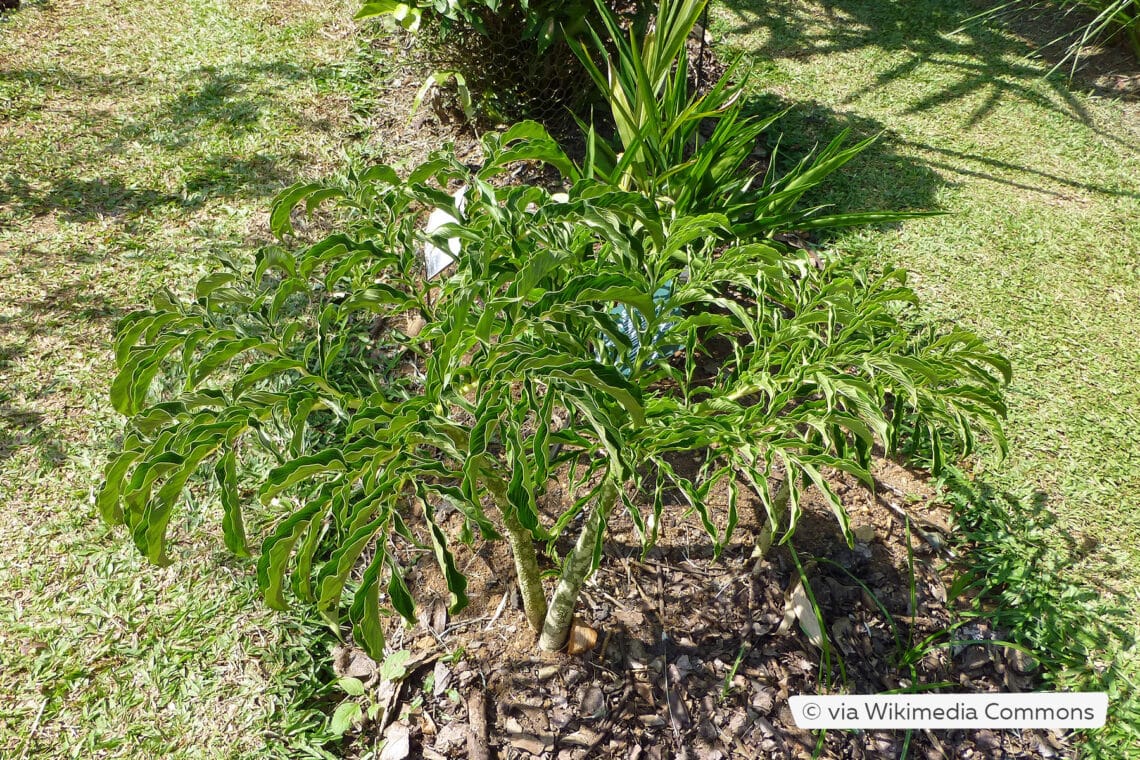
[
  {"xmin": 0, "ymin": 405, "xmax": 66, "ymax": 466},
  {"xmin": 0, "ymin": 60, "xmax": 322, "ymax": 223},
  {"xmin": 742, "ymin": 92, "xmax": 946, "ymax": 216},
  {"xmin": 719, "ymin": 0, "xmax": 1139, "ymax": 153},
  {"xmin": 0, "ymin": 279, "xmax": 121, "ymax": 466}
]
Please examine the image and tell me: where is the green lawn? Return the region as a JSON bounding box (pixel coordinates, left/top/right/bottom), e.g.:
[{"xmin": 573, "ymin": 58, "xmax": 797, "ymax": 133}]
[
  {"xmin": 714, "ymin": 0, "xmax": 1140, "ymax": 749},
  {"xmin": 0, "ymin": 0, "xmax": 365, "ymax": 756}
]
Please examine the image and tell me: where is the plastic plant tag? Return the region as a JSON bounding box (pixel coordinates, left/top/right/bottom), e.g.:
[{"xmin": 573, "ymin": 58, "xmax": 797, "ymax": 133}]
[{"xmin": 423, "ymin": 187, "xmax": 467, "ymax": 279}]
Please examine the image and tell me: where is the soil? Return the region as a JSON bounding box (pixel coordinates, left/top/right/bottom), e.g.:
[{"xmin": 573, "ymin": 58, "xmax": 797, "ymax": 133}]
[{"xmin": 331, "ymin": 456, "xmax": 1074, "ymax": 760}]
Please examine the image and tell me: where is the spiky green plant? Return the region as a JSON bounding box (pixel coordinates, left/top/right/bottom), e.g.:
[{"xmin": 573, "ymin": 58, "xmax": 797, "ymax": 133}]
[
  {"xmin": 563, "ymin": 0, "xmax": 930, "ymax": 241},
  {"xmin": 969, "ymin": 0, "xmax": 1139, "ymax": 69}
]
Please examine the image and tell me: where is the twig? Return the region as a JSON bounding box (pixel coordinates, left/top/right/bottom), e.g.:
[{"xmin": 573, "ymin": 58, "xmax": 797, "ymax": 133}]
[
  {"xmin": 484, "ymin": 590, "xmax": 510, "ymax": 630},
  {"xmin": 876, "ymin": 494, "xmax": 957, "ymax": 559},
  {"xmin": 466, "ymin": 690, "xmax": 490, "ymax": 760}
]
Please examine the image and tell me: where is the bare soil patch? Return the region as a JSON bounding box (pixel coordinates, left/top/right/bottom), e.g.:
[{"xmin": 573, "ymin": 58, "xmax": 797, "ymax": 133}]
[{"xmin": 330, "ymin": 455, "xmax": 1073, "ymax": 760}]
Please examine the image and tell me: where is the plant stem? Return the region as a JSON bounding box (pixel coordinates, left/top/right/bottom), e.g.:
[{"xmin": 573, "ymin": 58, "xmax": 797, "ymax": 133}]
[
  {"xmin": 483, "ymin": 473, "xmax": 548, "ymax": 634},
  {"xmin": 539, "ymin": 479, "xmax": 619, "ymax": 651},
  {"xmin": 754, "ymin": 477, "xmax": 791, "ymax": 558}
]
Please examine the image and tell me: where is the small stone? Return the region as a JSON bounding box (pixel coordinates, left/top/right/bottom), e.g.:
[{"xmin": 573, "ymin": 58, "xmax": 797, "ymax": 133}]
[
  {"xmin": 639, "ymin": 714, "xmax": 666, "ymax": 727},
  {"xmin": 852, "ymin": 524, "xmax": 876, "ymax": 543},
  {"xmin": 581, "ymin": 685, "xmax": 606, "ymax": 720},
  {"xmin": 537, "ymin": 665, "xmax": 560, "ymax": 681}
]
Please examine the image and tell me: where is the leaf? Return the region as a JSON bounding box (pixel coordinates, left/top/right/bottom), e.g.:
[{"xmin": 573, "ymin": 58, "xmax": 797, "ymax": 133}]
[
  {"xmin": 418, "ymin": 486, "xmax": 469, "ymax": 613},
  {"xmin": 350, "ymin": 550, "xmax": 389, "ymax": 660},
  {"xmin": 379, "ymin": 649, "xmax": 412, "ymax": 683},
  {"xmin": 271, "ymin": 182, "xmax": 339, "ymax": 237},
  {"xmin": 777, "ymin": 576, "xmax": 824, "ymax": 650},
  {"xmin": 215, "ymin": 447, "xmax": 249, "ymax": 557},
  {"xmin": 329, "ymin": 701, "xmax": 363, "ymax": 737},
  {"xmin": 261, "ymin": 449, "xmax": 346, "ymax": 503},
  {"xmin": 339, "ymin": 677, "xmax": 366, "ymax": 697},
  {"xmin": 316, "ymin": 517, "xmax": 385, "ymax": 627},
  {"xmin": 387, "ymin": 557, "xmax": 416, "ymax": 622},
  {"xmin": 257, "ymin": 501, "xmax": 324, "ymax": 610}
]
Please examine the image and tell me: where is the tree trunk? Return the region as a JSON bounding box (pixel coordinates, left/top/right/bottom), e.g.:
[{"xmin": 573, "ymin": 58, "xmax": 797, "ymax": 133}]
[{"xmin": 539, "ymin": 479, "xmax": 618, "ymax": 651}]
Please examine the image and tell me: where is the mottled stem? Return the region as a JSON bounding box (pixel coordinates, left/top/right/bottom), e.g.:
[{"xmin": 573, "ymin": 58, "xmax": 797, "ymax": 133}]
[
  {"xmin": 484, "ymin": 474, "xmax": 547, "ymax": 634},
  {"xmin": 539, "ymin": 479, "xmax": 619, "ymax": 651}
]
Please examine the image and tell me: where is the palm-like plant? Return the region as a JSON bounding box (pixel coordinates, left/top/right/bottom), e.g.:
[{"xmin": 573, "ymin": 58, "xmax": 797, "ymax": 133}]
[
  {"xmin": 98, "ymin": 0, "xmax": 1009, "ymax": 657},
  {"xmin": 100, "ymin": 129, "xmax": 1007, "ymax": 653}
]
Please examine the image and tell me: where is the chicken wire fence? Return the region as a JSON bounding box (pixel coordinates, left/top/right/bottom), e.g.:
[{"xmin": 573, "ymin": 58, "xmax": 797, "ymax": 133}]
[
  {"xmin": 409, "ymin": 8, "xmax": 600, "ymax": 130},
  {"xmin": 402, "ymin": 0, "xmax": 720, "ymax": 132}
]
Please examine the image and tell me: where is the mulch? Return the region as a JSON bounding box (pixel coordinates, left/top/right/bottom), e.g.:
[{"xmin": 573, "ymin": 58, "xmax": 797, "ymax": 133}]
[{"xmin": 332, "ymin": 458, "xmax": 1074, "ymax": 760}]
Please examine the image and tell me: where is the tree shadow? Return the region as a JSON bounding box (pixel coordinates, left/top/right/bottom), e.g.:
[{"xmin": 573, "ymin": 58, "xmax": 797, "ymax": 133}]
[
  {"xmin": 0, "ymin": 278, "xmax": 122, "ymax": 467},
  {"xmin": 0, "ymin": 60, "xmax": 323, "ymax": 224},
  {"xmin": 742, "ymin": 92, "xmax": 946, "ymax": 217},
  {"xmin": 718, "ymin": 0, "xmax": 1138, "ymax": 149},
  {"xmin": 0, "ymin": 405, "xmax": 66, "ymax": 466},
  {"xmin": 715, "ymin": 3, "xmax": 1140, "ymax": 210}
]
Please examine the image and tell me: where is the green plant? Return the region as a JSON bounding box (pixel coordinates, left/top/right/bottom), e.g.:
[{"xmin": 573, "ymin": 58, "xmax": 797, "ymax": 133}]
[
  {"xmin": 358, "ymin": 0, "xmax": 625, "ymax": 122},
  {"xmin": 99, "ymin": 121, "xmax": 1008, "ymax": 654},
  {"xmin": 359, "ymin": 0, "xmax": 595, "ymax": 50},
  {"xmin": 940, "ymin": 468, "xmax": 1139, "ymax": 755},
  {"xmin": 968, "ymin": 0, "xmax": 1140, "ymax": 69},
  {"xmin": 1055, "ymin": 0, "xmax": 1139, "ymax": 61},
  {"xmin": 565, "ymin": 0, "xmax": 930, "ymax": 239}
]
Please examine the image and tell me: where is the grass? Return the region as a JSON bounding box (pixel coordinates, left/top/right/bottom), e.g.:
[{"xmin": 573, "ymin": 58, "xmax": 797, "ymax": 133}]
[
  {"xmin": 713, "ymin": 0, "xmax": 1140, "ymax": 753},
  {"xmin": 0, "ymin": 0, "xmax": 372, "ymax": 756}
]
